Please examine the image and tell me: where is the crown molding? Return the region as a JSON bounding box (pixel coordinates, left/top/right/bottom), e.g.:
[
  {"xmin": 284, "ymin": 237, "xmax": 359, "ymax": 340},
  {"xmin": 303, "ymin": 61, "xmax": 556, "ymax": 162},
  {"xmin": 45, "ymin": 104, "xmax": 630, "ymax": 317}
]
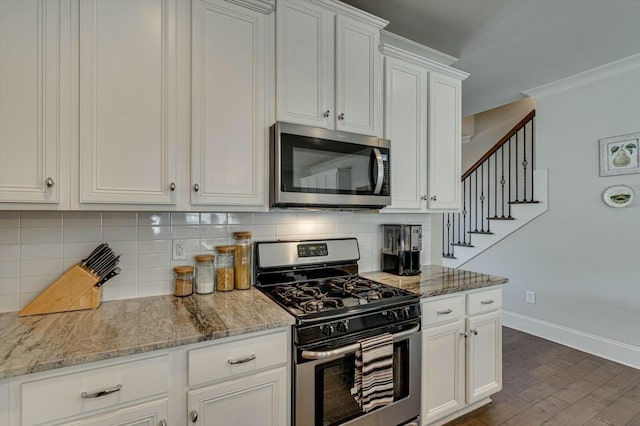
[
  {"xmin": 380, "ymin": 43, "xmax": 469, "ymax": 81},
  {"xmin": 380, "ymin": 30, "xmax": 457, "ymax": 66},
  {"xmin": 523, "ymin": 53, "xmax": 640, "ymax": 100},
  {"xmin": 307, "ymin": 0, "xmax": 389, "ymax": 29}
]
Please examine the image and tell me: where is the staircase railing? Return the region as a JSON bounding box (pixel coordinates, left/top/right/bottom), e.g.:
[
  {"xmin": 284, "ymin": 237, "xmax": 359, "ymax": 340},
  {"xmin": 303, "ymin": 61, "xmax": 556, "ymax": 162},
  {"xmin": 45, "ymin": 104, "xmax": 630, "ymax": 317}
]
[{"xmin": 443, "ymin": 110, "xmax": 536, "ymax": 259}]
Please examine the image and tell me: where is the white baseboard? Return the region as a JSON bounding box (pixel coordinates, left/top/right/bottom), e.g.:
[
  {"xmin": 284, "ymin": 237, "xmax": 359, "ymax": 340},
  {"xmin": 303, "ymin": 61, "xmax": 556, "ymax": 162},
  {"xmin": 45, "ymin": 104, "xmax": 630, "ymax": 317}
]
[{"xmin": 502, "ymin": 310, "xmax": 640, "ymax": 370}]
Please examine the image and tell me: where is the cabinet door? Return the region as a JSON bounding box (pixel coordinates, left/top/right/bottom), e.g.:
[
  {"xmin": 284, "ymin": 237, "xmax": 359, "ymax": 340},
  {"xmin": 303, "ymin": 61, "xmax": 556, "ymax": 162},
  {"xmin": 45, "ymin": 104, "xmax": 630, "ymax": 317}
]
[
  {"xmin": 276, "ymin": 0, "xmax": 334, "ymax": 128},
  {"xmin": 64, "ymin": 399, "xmax": 168, "ymax": 426},
  {"xmin": 79, "ymin": 0, "xmax": 177, "ymax": 204},
  {"xmin": 335, "ymin": 15, "xmax": 381, "ymax": 136},
  {"xmin": 0, "ymin": 0, "xmax": 68, "ymax": 204},
  {"xmin": 466, "ymin": 311, "xmax": 502, "ymax": 404},
  {"xmin": 422, "ymin": 319, "xmax": 465, "ymax": 423},
  {"xmin": 428, "ymin": 72, "xmax": 461, "ymax": 210},
  {"xmin": 187, "ymin": 367, "xmax": 287, "ymax": 426},
  {"xmin": 191, "ymin": 0, "xmax": 270, "ymax": 207},
  {"xmin": 382, "ymin": 58, "xmax": 427, "ymax": 211}
]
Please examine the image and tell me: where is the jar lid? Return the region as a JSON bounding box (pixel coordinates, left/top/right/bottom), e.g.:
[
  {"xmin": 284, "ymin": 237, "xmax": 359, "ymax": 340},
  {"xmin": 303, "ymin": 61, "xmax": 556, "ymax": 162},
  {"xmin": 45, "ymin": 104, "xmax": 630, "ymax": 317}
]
[
  {"xmin": 195, "ymin": 254, "xmax": 215, "ymax": 262},
  {"xmin": 174, "ymin": 265, "xmax": 194, "ymax": 274},
  {"xmin": 216, "ymin": 245, "xmax": 235, "ymax": 253},
  {"xmin": 233, "ymin": 231, "xmax": 252, "ymax": 239}
]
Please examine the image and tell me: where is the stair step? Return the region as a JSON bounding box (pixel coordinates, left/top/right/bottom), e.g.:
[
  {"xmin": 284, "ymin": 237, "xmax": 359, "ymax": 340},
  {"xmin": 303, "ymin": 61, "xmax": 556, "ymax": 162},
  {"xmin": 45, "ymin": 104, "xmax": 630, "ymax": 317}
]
[
  {"xmin": 442, "ymin": 254, "xmax": 457, "ymax": 259},
  {"xmin": 487, "ymin": 216, "xmax": 515, "ymax": 221},
  {"xmin": 451, "ymin": 243, "xmax": 475, "ymax": 248},
  {"xmin": 468, "ymin": 230, "xmax": 494, "ymax": 235},
  {"xmin": 509, "ymin": 200, "xmax": 540, "ymax": 205}
]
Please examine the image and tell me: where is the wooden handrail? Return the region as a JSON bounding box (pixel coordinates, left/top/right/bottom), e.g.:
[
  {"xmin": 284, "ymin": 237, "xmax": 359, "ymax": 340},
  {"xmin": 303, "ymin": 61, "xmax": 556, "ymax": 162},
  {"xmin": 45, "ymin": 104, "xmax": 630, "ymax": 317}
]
[{"xmin": 461, "ymin": 110, "xmax": 536, "ymax": 181}]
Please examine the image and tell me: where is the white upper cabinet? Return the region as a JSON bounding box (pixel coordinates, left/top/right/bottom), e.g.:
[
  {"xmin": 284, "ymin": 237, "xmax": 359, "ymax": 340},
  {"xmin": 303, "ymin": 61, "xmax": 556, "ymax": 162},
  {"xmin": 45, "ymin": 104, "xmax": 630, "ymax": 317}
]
[
  {"xmin": 79, "ymin": 0, "xmax": 177, "ymax": 204},
  {"xmin": 276, "ymin": 0, "xmax": 386, "ymax": 137},
  {"xmin": 335, "ymin": 14, "xmax": 381, "ymax": 135},
  {"xmin": 380, "ymin": 33, "xmax": 468, "ymax": 212},
  {"xmin": 191, "ymin": 0, "xmax": 272, "ymax": 207},
  {"xmin": 428, "ymin": 72, "xmax": 462, "ymax": 210},
  {"xmin": 0, "ymin": 0, "xmax": 70, "ymax": 205},
  {"xmin": 383, "ymin": 57, "xmax": 428, "ymax": 211},
  {"xmin": 276, "ymin": 0, "xmax": 333, "ymax": 128}
]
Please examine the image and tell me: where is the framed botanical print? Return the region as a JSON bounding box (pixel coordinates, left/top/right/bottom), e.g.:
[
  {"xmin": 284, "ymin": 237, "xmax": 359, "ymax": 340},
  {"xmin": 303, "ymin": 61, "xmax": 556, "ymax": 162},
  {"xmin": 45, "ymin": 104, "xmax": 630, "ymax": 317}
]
[{"xmin": 599, "ymin": 132, "xmax": 640, "ymax": 176}]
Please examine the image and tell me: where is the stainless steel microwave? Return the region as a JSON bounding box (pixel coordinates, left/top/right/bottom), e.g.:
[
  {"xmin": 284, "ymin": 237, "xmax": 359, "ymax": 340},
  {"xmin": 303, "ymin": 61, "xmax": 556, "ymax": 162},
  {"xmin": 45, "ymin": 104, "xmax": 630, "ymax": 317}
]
[{"xmin": 270, "ymin": 122, "xmax": 391, "ymax": 210}]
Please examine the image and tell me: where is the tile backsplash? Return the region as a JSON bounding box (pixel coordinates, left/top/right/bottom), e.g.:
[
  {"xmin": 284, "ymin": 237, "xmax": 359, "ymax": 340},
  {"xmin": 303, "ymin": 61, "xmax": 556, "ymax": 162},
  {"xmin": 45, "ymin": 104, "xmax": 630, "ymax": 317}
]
[{"xmin": 0, "ymin": 211, "xmax": 431, "ymax": 313}]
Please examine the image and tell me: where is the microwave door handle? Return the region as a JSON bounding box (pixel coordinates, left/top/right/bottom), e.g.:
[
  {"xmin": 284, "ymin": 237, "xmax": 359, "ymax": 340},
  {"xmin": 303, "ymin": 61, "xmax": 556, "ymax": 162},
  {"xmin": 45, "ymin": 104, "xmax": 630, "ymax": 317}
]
[
  {"xmin": 301, "ymin": 323, "xmax": 420, "ymax": 360},
  {"xmin": 371, "ymin": 148, "xmax": 384, "ymax": 195}
]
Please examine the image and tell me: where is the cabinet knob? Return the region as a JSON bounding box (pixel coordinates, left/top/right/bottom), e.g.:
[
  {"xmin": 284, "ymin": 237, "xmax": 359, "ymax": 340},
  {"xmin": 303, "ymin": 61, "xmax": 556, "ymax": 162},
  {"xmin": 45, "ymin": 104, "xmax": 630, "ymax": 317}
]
[
  {"xmin": 338, "ymin": 113, "xmax": 345, "ymax": 120},
  {"xmin": 430, "ymin": 195, "xmax": 437, "ymax": 201},
  {"xmin": 323, "ymin": 110, "xmax": 330, "ymax": 118},
  {"xmin": 191, "ymin": 410, "xmax": 198, "ymax": 423},
  {"xmin": 461, "ymin": 332, "xmax": 468, "ymax": 338},
  {"xmin": 159, "ymin": 420, "xmax": 167, "ymax": 426},
  {"xmin": 421, "ymin": 195, "xmax": 428, "ymax": 200},
  {"xmin": 170, "ymin": 182, "xmax": 176, "ymax": 191},
  {"xmin": 46, "ymin": 177, "xmax": 55, "ymax": 188},
  {"xmin": 193, "ymin": 183, "xmax": 199, "ymax": 192},
  {"xmin": 472, "ymin": 329, "xmax": 478, "ymax": 336}
]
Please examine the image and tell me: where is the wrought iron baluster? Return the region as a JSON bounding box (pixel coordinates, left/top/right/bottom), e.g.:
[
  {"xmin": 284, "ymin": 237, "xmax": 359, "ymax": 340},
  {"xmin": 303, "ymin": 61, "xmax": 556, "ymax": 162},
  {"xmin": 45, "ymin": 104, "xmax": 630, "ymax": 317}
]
[
  {"xmin": 494, "ymin": 151, "xmax": 497, "ymax": 218},
  {"xmin": 501, "ymin": 145, "xmax": 505, "ymax": 218},
  {"xmin": 474, "ymin": 171, "xmax": 478, "ymax": 232},
  {"xmin": 515, "ymin": 131, "xmax": 519, "ymax": 202},
  {"xmin": 523, "ymin": 123, "xmax": 528, "ymax": 201},
  {"xmin": 508, "ymin": 137, "xmax": 512, "ymax": 218},
  {"xmin": 480, "ymin": 164, "xmax": 485, "ymax": 232},
  {"xmin": 531, "ymin": 118, "xmax": 535, "ymax": 202},
  {"xmin": 462, "ymin": 180, "xmax": 467, "ymax": 245}
]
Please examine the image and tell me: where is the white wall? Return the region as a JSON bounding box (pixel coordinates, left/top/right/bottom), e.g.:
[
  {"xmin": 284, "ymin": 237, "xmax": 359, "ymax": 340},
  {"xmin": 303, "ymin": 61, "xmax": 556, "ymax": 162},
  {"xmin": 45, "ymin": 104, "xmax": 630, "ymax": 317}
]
[
  {"xmin": 0, "ymin": 210, "xmax": 431, "ymax": 313},
  {"xmin": 461, "ymin": 97, "xmax": 535, "ymax": 172},
  {"xmin": 463, "ymin": 56, "xmax": 640, "ymax": 356}
]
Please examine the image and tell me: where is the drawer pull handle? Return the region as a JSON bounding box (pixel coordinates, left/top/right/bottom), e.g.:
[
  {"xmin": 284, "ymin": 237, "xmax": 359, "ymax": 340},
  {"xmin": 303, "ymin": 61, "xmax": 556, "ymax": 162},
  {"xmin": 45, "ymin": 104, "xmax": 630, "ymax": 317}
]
[
  {"xmin": 81, "ymin": 384, "xmax": 122, "ymax": 399},
  {"xmin": 191, "ymin": 410, "xmax": 198, "ymax": 423},
  {"xmin": 228, "ymin": 354, "xmax": 256, "ymax": 365},
  {"xmin": 480, "ymin": 299, "xmax": 495, "ymax": 305},
  {"xmin": 436, "ymin": 309, "xmax": 453, "ymax": 315}
]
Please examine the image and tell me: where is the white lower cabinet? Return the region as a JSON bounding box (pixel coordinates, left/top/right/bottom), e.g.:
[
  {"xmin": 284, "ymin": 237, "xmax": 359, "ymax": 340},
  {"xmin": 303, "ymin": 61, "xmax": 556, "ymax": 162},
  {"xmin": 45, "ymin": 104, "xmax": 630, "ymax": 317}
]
[
  {"xmin": 64, "ymin": 399, "xmax": 169, "ymax": 426},
  {"xmin": 187, "ymin": 367, "xmax": 287, "ymax": 426},
  {"xmin": 5, "ymin": 328, "xmax": 290, "ymax": 426},
  {"xmin": 421, "ymin": 287, "xmax": 502, "ymax": 425}
]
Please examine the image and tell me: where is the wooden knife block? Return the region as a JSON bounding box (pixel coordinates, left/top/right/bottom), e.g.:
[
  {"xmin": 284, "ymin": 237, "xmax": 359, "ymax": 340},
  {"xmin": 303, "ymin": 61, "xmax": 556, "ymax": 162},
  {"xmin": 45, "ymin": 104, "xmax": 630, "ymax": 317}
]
[{"xmin": 19, "ymin": 264, "xmax": 103, "ymax": 316}]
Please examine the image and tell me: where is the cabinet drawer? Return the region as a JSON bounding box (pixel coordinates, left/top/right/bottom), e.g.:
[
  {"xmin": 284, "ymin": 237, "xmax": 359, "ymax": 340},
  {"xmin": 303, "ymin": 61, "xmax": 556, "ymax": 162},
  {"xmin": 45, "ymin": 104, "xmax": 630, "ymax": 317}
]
[
  {"xmin": 21, "ymin": 354, "xmax": 168, "ymax": 426},
  {"xmin": 188, "ymin": 330, "xmax": 288, "ymax": 387},
  {"xmin": 422, "ymin": 295, "xmax": 465, "ymax": 326},
  {"xmin": 466, "ymin": 287, "xmax": 502, "ymax": 315}
]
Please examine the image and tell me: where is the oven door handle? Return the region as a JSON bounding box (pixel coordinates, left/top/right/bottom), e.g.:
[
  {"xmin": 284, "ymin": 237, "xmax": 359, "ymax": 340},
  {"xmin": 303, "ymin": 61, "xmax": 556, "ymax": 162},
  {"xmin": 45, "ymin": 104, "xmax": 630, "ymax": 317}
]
[{"xmin": 301, "ymin": 324, "xmax": 420, "ymax": 360}]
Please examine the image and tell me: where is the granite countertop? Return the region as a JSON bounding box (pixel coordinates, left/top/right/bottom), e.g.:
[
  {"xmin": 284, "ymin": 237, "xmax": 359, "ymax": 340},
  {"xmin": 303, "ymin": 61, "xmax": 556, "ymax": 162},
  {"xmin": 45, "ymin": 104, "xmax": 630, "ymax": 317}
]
[
  {"xmin": 0, "ymin": 289, "xmax": 294, "ymax": 380},
  {"xmin": 362, "ymin": 265, "xmax": 508, "ymax": 298}
]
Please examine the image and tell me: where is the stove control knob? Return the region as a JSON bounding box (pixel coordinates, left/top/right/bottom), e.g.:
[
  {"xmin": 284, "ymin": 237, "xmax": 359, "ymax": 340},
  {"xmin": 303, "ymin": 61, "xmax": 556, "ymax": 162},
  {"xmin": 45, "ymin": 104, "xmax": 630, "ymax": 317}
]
[
  {"xmin": 401, "ymin": 307, "xmax": 411, "ymax": 319},
  {"xmin": 321, "ymin": 324, "xmax": 335, "ymax": 336},
  {"xmin": 386, "ymin": 310, "xmax": 399, "ymax": 322},
  {"xmin": 336, "ymin": 321, "xmax": 349, "ymax": 332}
]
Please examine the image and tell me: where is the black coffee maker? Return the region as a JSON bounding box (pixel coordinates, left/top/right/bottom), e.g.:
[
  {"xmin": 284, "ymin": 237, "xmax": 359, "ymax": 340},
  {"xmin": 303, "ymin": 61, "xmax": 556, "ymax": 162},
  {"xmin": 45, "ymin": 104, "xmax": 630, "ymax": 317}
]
[{"xmin": 381, "ymin": 224, "xmax": 422, "ymax": 276}]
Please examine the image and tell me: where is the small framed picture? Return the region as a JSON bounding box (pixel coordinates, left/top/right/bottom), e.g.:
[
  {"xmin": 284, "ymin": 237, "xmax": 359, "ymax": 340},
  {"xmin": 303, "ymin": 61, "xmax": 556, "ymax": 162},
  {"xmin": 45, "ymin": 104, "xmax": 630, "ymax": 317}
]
[
  {"xmin": 602, "ymin": 185, "xmax": 636, "ymax": 208},
  {"xmin": 599, "ymin": 132, "xmax": 640, "ymax": 176}
]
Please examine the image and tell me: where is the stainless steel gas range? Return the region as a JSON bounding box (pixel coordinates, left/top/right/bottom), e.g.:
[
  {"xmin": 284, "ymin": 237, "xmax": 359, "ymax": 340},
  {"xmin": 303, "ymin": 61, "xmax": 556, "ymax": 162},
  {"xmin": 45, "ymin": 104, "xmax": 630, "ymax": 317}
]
[{"xmin": 255, "ymin": 238, "xmax": 421, "ymax": 426}]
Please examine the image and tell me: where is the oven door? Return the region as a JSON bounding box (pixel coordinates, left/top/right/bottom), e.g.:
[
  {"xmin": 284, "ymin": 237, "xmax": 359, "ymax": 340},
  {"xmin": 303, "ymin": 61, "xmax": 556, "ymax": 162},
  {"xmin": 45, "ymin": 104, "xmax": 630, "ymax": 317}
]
[
  {"xmin": 294, "ymin": 322, "xmax": 421, "ymax": 426},
  {"xmin": 271, "ymin": 122, "xmax": 391, "ymax": 209}
]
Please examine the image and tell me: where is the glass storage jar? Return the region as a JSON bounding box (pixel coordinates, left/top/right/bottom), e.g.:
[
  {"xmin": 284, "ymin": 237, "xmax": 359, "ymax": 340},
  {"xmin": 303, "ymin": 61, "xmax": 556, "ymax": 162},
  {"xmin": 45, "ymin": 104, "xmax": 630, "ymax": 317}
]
[
  {"xmin": 173, "ymin": 265, "xmax": 194, "ymax": 297},
  {"xmin": 233, "ymin": 231, "xmax": 252, "ymax": 290},
  {"xmin": 215, "ymin": 246, "xmax": 235, "ymax": 292},
  {"xmin": 194, "ymin": 254, "xmax": 215, "ymax": 294}
]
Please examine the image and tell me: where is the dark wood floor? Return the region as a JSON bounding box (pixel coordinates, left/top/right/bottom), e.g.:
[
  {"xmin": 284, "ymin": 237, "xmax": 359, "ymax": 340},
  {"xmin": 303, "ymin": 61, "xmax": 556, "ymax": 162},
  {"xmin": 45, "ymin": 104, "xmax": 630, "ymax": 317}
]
[{"xmin": 447, "ymin": 327, "xmax": 640, "ymax": 426}]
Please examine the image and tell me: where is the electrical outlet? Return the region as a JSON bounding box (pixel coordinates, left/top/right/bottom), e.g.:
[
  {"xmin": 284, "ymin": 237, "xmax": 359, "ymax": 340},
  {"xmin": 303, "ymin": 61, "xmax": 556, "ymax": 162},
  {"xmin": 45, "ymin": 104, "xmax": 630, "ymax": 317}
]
[
  {"xmin": 526, "ymin": 291, "xmax": 536, "ymax": 304},
  {"xmin": 173, "ymin": 240, "xmax": 186, "ymax": 261}
]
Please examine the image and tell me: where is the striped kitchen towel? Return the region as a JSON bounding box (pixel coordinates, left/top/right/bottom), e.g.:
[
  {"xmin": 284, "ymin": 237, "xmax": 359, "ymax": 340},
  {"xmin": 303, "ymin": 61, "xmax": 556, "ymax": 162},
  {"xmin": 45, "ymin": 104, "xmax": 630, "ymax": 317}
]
[{"xmin": 350, "ymin": 332, "xmax": 394, "ymax": 412}]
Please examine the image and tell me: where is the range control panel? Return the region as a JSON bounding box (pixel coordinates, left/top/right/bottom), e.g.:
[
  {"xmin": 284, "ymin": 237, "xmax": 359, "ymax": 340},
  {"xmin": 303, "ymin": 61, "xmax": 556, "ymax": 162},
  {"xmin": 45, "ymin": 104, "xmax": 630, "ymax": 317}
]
[{"xmin": 297, "ymin": 243, "xmax": 328, "ymax": 258}]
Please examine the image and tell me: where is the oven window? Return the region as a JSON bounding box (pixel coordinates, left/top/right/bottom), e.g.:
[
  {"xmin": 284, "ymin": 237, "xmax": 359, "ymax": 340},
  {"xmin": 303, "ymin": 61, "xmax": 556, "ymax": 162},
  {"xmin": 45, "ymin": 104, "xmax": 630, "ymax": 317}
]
[
  {"xmin": 315, "ymin": 341, "xmax": 410, "ymax": 426},
  {"xmin": 280, "ymin": 133, "xmax": 389, "ymax": 196}
]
